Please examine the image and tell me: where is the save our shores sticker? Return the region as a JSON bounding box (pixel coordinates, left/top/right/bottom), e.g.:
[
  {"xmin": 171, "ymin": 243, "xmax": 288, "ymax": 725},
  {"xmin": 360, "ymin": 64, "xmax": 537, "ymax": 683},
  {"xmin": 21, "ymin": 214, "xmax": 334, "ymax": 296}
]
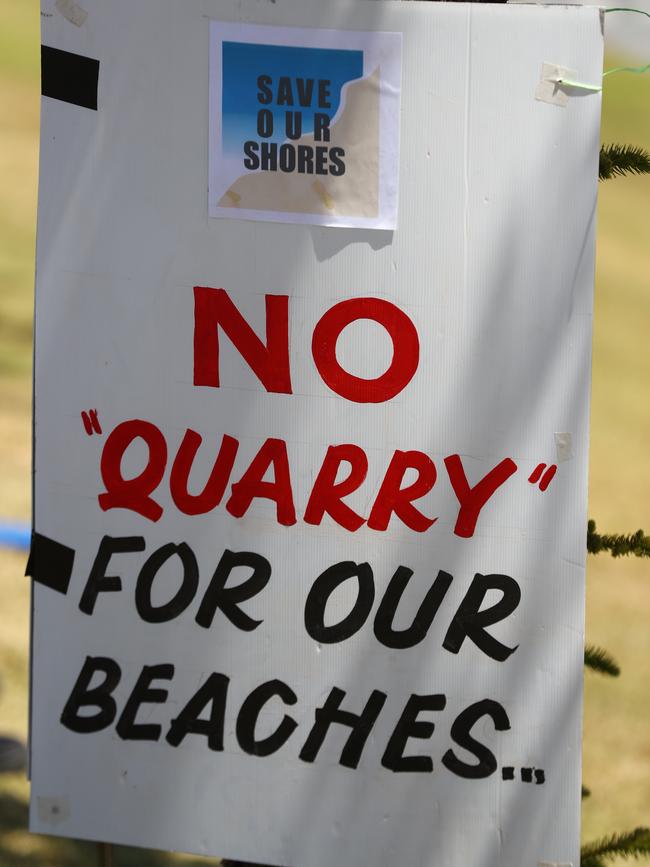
[{"xmin": 209, "ymin": 22, "xmax": 402, "ymax": 229}]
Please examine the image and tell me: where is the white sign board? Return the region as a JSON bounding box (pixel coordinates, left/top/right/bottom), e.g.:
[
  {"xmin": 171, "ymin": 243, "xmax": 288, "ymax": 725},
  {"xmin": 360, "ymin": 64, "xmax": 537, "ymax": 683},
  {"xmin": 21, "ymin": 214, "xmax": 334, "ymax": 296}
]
[{"xmin": 31, "ymin": 2, "xmax": 603, "ymax": 866}]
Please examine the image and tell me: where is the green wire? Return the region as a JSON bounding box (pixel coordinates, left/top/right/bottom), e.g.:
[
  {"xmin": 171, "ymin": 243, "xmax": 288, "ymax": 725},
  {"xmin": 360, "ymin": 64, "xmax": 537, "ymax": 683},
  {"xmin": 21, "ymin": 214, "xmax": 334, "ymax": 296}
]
[
  {"xmin": 556, "ymin": 61, "xmax": 650, "ymax": 89},
  {"xmin": 559, "ymin": 77, "xmax": 602, "ymax": 91},
  {"xmin": 554, "ymin": 7, "xmax": 650, "ymax": 86},
  {"xmin": 541, "ymin": 8, "xmax": 650, "ymax": 90},
  {"xmin": 603, "ymin": 62, "xmax": 650, "ymax": 77},
  {"xmin": 603, "ymin": 6, "xmax": 650, "ymax": 18}
]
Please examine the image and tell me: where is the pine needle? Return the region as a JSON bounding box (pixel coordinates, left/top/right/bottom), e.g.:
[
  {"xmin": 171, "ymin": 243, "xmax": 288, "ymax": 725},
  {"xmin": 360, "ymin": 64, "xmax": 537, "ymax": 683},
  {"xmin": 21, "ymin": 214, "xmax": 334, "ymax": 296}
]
[
  {"xmin": 587, "ymin": 520, "xmax": 650, "ymax": 558},
  {"xmin": 585, "ymin": 644, "xmax": 621, "ymax": 677},
  {"xmin": 599, "ymin": 144, "xmax": 650, "ymax": 180},
  {"xmin": 581, "ymin": 828, "xmax": 650, "ymax": 864},
  {"xmin": 585, "ymin": 645, "xmax": 621, "ymax": 677}
]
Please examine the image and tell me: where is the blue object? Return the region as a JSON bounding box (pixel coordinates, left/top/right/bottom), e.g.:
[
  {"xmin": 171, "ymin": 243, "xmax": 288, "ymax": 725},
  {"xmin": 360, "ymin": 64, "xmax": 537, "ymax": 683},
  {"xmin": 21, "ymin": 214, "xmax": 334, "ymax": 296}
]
[{"xmin": 0, "ymin": 521, "xmax": 31, "ymax": 551}]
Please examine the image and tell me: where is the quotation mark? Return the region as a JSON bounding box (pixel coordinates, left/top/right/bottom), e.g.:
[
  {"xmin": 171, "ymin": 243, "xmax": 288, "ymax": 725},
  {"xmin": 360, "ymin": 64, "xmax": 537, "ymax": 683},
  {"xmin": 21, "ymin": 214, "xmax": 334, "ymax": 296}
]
[
  {"xmin": 528, "ymin": 463, "xmax": 557, "ymax": 492},
  {"xmin": 81, "ymin": 409, "xmax": 102, "ymax": 436}
]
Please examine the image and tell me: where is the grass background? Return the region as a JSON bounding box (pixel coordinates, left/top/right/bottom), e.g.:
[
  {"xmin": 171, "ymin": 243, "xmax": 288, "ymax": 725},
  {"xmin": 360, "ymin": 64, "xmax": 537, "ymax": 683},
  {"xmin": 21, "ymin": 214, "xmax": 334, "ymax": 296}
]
[{"xmin": 0, "ymin": 0, "xmax": 647, "ymax": 863}]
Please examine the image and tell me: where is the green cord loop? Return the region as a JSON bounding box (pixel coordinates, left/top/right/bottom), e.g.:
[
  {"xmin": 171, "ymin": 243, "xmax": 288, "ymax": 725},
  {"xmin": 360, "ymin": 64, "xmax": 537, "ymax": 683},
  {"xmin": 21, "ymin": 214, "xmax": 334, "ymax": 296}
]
[
  {"xmin": 603, "ymin": 62, "xmax": 650, "ymax": 78},
  {"xmin": 603, "ymin": 6, "xmax": 650, "ymax": 18},
  {"xmin": 602, "ymin": 7, "xmax": 650, "ymax": 79}
]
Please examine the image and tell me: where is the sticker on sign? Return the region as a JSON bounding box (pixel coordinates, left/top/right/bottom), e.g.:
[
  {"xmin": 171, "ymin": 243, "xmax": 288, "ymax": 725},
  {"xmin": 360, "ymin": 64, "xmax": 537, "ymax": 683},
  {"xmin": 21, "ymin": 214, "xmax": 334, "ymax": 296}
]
[{"xmin": 208, "ymin": 21, "xmax": 402, "ymax": 229}]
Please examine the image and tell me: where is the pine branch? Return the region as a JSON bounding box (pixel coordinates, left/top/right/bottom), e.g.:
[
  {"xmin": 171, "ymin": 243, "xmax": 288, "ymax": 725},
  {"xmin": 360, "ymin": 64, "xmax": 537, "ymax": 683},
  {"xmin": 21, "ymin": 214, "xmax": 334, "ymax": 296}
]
[
  {"xmin": 581, "ymin": 828, "xmax": 650, "ymax": 865},
  {"xmin": 585, "ymin": 644, "xmax": 621, "ymax": 677},
  {"xmin": 599, "ymin": 144, "xmax": 650, "ymax": 180},
  {"xmin": 587, "ymin": 520, "xmax": 650, "ymax": 558}
]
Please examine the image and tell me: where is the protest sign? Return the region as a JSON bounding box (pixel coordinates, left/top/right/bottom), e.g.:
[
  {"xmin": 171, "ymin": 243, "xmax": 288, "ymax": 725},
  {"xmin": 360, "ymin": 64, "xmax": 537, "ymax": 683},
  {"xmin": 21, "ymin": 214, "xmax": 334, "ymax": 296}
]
[{"xmin": 30, "ymin": 2, "xmax": 604, "ymax": 865}]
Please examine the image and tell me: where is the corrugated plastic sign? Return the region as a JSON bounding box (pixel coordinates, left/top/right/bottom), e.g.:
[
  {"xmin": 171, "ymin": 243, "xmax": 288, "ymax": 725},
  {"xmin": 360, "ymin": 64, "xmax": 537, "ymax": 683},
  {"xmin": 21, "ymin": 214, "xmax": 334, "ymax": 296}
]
[{"xmin": 31, "ymin": 2, "xmax": 603, "ymax": 865}]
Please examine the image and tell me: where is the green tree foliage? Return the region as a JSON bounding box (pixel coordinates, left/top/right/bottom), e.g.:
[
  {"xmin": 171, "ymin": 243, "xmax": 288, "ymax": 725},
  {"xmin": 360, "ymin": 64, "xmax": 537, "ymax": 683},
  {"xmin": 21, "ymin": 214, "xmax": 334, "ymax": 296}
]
[
  {"xmin": 599, "ymin": 144, "xmax": 650, "ymax": 180},
  {"xmin": 588, "ymin": 519, "xmax": 650, "ymax": 558},
  {"xmin": 580, "ymin": 139, "xmax": 650, "ymax": 864},
  {"xmin": 584, "ymin": 644, "xmax": 621, "ymax": 677},
  {"xmin": 581, "ymin": 827, "xmax": 650, "ymax": 867}
]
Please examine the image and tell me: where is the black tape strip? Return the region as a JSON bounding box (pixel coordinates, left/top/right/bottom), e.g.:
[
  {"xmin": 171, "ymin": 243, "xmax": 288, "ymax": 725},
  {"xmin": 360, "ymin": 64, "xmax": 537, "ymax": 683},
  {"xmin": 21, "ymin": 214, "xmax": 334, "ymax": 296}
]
[
  {"xmin": 41, "ymin": 45, "xmax": 99, "ymax": 110},
  {"xmin": 26, "ymin": 532, "xmax": 75, "ymax": 595}
]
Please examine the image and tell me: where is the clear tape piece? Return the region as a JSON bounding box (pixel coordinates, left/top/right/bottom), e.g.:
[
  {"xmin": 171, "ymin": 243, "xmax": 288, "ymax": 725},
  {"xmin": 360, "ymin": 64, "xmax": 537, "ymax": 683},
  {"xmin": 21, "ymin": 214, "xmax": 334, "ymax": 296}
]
[
  {"xmin": 536, "ymin": 63, "xmax": 577, "ymax": 106},
  {"xmin": 55, "ymin": 0, "xmax": 88, "ymax": 26}
]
